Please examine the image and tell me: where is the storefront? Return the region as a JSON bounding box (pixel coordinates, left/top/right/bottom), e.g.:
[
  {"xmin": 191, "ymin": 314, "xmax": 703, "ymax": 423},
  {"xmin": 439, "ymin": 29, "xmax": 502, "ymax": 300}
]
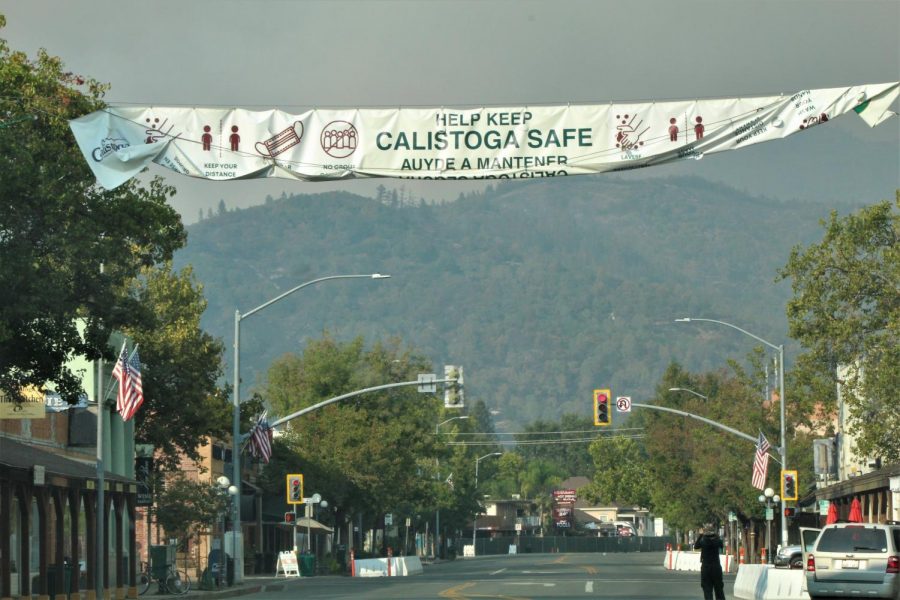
[{"xmin": 0, "ymin": 437, "xmax": 137, "ymax": 600}]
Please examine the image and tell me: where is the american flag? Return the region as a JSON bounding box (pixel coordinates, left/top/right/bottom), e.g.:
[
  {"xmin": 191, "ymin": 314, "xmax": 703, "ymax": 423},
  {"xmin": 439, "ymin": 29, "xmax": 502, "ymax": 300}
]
[
  {"xmin": 752, "ymin": 431, "xmax": 771, "ymax": 490},
  {"xmin": 111, "ymin": 342, "xmax": 128, "ymax": 412},
  {"xmin": 247, "ymin": 411, "xmax": 273, "ymax": 463},
  {"xmin": 114, "ymin": 345, "xmax": 144, "ymax": 421}
]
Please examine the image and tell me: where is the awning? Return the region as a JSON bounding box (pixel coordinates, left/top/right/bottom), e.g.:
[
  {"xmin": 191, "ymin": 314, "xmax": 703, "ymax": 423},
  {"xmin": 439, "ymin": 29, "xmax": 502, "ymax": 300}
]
[{"xmin": 277, "ymin": 517, "xmax": 333, "ymax": 534}]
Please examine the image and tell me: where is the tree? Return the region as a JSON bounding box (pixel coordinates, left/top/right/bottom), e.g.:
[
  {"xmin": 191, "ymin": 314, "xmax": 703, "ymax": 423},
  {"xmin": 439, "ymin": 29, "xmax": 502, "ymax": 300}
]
[
  {"xmin": 779, "ymin": 196, "xmax": 900, "ymax": 463},
  {"xmin": 155, "ymin": 474, "xmax": 228, "ymax": 548},
  {"xmin": 583, "ymin": 436, "xmax": 652, "ymax": 508},
  {"xmin": 122, "ymin": 263, "xmax": 232, "ymax": 470},
  {"xmin": 0, "ymin": 21, "xmax": 186, "ymax": 403},
  {"xmin": 259, "ymin": 335, "xmax": 442, "ymax": 525}
]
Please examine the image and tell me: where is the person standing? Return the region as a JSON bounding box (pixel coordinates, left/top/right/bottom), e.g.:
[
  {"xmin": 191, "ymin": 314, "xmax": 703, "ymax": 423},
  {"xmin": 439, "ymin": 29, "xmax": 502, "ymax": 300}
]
[{"xmin": 694, "ymin": 525, "xmax": 726, "ymax": 600}]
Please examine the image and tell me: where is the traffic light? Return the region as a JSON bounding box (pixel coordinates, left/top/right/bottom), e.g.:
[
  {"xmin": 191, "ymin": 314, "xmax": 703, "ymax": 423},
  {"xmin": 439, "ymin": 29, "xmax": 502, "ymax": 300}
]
[
  {"xmin": 783, "ymin": 508, "xmax": 796, "ymax": 518},
  {"xmin": 284, "ymin": 511, "xmax": 296, "ymax": 523},
  {"xmin": 286, "ymin": 473, "xmax": 304, "ymax": 504},
  {"xmin": 593, "ymin": 389, "xmax": 611, "ymax": 426},
  {"xmin": 781, "ymin": 469, "xmax": 798, "ymax": 501},
  {"xmin": 444, "ymin": 365, "xmax": 465, "ymax": 408}
]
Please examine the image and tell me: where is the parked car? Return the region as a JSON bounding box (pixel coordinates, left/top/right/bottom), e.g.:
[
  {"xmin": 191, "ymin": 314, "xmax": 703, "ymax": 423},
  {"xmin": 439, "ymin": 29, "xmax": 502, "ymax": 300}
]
[
  {"xmin": 804, "ymin": 522, "xmax": 900, "ymax": 599},
  {"xmin": 774, "ymin": 544, "xmax": 803, "ymax": 569}
]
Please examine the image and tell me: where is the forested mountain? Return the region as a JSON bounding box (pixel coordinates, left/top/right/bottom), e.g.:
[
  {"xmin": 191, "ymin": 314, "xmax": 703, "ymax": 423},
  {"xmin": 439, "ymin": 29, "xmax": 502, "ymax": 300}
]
[{"xmin": 173, "ymin": 175, "xmax": 877, "ymax": 427}]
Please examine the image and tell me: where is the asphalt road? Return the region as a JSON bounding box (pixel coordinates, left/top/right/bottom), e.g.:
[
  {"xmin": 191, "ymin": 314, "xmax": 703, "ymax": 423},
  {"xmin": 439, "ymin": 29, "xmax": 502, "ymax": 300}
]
[{"xmin": 248, "ymin": 551, "xmax": 736, "ymax": 599}]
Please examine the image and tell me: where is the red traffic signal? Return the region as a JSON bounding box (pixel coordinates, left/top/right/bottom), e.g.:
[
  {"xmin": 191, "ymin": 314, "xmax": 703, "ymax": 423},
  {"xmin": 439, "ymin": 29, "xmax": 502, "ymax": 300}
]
[
  {"xmin": 784, "ymin": 508, "xmax": 796, "ymax": 518},
  {"xmin": 284, "ymin": 511, "xmax": 295, "ymax": 523},
  {"xmin": 593, "ymin": 389, "xmax": 611, "ymax": 426}
]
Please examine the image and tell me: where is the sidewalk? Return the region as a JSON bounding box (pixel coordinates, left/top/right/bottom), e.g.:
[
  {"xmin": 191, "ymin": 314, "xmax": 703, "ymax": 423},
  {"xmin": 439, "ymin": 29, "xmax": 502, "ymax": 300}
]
[{"xmin": 143, "ymin": 574, "xmax": 303, "ymax": 599}]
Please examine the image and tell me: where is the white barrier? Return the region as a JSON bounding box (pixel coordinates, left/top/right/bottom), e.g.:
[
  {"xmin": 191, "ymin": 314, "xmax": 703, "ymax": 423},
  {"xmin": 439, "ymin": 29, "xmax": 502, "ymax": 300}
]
[
  {"xmin": 463, "ymin": 544, "xmax": 474, "ymax": 557},
  {"xmin": 353, "ymin": 556, "xmax": 424, "ymax": 577},
  {"xmin": 733, "ymin": 564, "xmax": 809, "ymax": 600},
  {"xmin": 663, "ymin": 550, "xmax": 734, "ymax": 573}
]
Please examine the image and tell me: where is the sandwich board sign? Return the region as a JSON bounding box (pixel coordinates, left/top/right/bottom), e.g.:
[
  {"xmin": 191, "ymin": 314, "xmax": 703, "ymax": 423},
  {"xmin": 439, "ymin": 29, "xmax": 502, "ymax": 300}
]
[{"xmin": 276, "ymin": 551, "xmax": 299, "ymax": 577}]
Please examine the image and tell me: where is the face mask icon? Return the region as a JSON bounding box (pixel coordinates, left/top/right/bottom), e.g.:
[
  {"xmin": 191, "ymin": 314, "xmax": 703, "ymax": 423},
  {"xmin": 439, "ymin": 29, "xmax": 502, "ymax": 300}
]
[{"xmin": 256, "ymin": 121, "xmax": 304, "ymax": 158}]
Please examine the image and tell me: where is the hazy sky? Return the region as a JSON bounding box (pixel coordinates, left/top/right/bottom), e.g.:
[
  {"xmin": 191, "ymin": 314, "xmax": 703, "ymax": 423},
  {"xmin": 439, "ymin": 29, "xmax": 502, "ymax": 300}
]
[{"xmin": 2, "ymin": 0, "xmax": 898, "ymax": 222}]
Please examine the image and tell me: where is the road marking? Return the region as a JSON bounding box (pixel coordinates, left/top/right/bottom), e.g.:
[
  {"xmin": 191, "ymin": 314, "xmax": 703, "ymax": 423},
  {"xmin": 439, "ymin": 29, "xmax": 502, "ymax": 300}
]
[
  {"xmin": 489, "ymin": 568, "xmax": 507, "ymax": 576},
  {"xmin": 586, "ymin": 581, "xmax": 594, "ymax": 593},
  {"xmin": 553, "ymin": 555, "xmax": 568, "ymax": 564},
  {"xmin": 439, "ymin": 581, "xmax": 476, "ymax": 598},
  {"xmin": 579, "ymin": 565, "xmax": 598, "ymax": 574},
  {"xmin": 504, "ymin": 582, "xmax": 556, "ymax": 587}
]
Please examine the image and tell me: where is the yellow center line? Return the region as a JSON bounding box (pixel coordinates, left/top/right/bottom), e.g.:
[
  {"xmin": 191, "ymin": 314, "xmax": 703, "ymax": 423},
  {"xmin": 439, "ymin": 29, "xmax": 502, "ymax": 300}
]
[
  {"xmin": 440, "ymin": 581, "xmax": 476, "ymax": 599},
  {"xmin": 438, "ymin": 581, "xmax": 528, "ymax": 600},
  {"xmin": 553, "ymin": 554, "xmax": 568, "ymax": 564}
]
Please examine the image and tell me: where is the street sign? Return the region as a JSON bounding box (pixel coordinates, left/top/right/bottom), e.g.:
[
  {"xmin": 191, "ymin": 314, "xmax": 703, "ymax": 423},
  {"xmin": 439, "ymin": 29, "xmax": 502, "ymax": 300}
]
[
  {"xmin": 616, "ymin": 396, "xmax": 632, "ymax": 412},
  {"xmin": 765, "ymin": 508, "xmax": 774, "ymax": 521},
  {"xmin": 385, "ymin": 513, "xmax": 393, "ymax": 526},
  {"xmin": 417, "ymin": 373, "xmax": 436, "ymax": 393}
]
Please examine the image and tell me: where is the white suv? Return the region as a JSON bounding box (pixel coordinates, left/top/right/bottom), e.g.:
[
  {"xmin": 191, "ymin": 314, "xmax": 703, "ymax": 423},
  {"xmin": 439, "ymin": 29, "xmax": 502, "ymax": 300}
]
[{"xmin": 804, "ymin": 522, "xmax": 900, "ymax": 599}]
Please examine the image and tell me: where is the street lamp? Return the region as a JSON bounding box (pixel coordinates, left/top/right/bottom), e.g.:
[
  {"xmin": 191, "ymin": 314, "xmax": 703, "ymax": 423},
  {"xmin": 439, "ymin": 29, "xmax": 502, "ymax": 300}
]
[
  {"xmin": 231, "ymin": 273, "xmax": 390, "ymax": 581},
  {"xmin": 668, "ymin": 387, "xmax": 709, "ymax": 401},
  {"xmin": 305, "ymin": 493, "xmax": 323, "ymax": 554},
  {"xmin": 758, "ymin": 487, "xmax": 780, "ymax": 564},
  {"xmin": 435, "ymin": 415, "xmax": 469, "ymax": 435},
  {"xmin": 215, "ymin": 476, "xmax": 239, "ymax": 587},
  {"xmin": 434, "ymin": 415, "xmax": 469, "ymax": 559},
  {"xmin": 472, "ymin": 452, "xmax": 502, "ymax": 556},
  {"xmin": 675, "ymin": 317, "xmax": 788, "ymax": 548}
]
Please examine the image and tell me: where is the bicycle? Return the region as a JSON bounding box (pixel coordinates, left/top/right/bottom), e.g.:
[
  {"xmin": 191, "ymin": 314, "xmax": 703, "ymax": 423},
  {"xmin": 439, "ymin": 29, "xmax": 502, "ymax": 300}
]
[{"xmin": 137, "ymin": 561, "xmax": 191, "ymax": 596}]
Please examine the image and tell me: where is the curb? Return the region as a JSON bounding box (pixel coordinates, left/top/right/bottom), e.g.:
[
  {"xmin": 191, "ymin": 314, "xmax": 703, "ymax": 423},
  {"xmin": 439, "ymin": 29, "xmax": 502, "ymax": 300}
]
[{"xmin": 147, "ymin": 580, "xmax": 288, "ymax": 599}]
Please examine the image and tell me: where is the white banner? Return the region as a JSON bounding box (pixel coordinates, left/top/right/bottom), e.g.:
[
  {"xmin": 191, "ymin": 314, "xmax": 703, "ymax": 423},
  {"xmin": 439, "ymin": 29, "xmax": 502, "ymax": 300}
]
[{"xmin": 69, "ymin": 82, "xmax": 898, "ymax": 190}]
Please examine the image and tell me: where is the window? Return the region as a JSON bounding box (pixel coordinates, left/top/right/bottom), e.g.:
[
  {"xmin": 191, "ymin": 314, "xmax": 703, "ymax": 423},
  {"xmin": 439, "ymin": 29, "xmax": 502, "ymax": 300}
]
[{"xmin": 818, "ymin": 527, "xmax": 887, "ymax": 553}]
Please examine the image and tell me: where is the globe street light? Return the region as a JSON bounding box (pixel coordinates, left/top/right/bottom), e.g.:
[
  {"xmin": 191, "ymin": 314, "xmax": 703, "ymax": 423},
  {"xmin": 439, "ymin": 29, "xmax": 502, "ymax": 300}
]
[
  {"xmin": 215, "ymin": 476, "xmax": 239, "ymax": 587},
  {"xmin": 231, "ymin": 273, "xmax": 390, "ymax": 581},
  {"xmin": 675, "ymin": 317, "xmax": 788, "ymax": 548},
  {"xmin": 758, "ymin": 487, "xmax": 780, "ymax": 564},
  {"xmin": 302, "ymin": 493, "xmax": 323, "ymax": 555},
  {"xmin": 668, "ymin": 387, "xmax": 709, "ymax": 401},
  {"xmin": 472, "ymin": 452, "xmax": 502, "ymax": 556}
]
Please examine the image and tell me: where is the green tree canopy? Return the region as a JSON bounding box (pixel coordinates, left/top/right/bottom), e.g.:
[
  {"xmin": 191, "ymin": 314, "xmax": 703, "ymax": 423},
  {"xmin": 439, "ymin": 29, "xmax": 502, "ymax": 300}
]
[
  {"xmin": 155, "ymin": 474, "xmax": 228, "ymax": 544},
  {"xmin": 259, "ymin": 335, "xmax": 442, "ymax": 520},
  {"xmin": 123, "ymin": 263, "xmax": 232, "ymax": 470},
  {"xmin": 779, "ymin": 195, "xmax": 899, "ymax": 463},
  {"xmin": 0, "ymin": 19, "xmax": 186, "ymax": 402}
]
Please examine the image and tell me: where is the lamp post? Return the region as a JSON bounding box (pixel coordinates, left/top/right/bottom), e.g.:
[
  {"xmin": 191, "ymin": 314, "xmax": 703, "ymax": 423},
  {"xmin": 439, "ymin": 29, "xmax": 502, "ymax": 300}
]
[
  {"xmin": 472, "ymin": 452, "xmax": 502, "ymax": 556},
  {"xmin": 304, "ymin": 493, "xmax": 322, "ymax": 554},
  {"xmin": 675, "ymin": 317, "xmax": 788, "ymax": 548},
  {"xmin": 315, "ymin": 500, "xmax": 328, "ymax": 562},
  {"xmin": 231, "ymin": 273, "xmax": 390, "ymax": 580},
  {"xmin": 668, "ymin": 387, "xmax": 709, "ymax": 401},
  {"xmin": 434, "ymin": 416, "xmax": 469, "ymax": 559},
  {"xmin": 435, "ymin": 415, "xmax": 469, "ymax": 435},
  {"xmin": 758, "ymin": 487, "xmax": 780, "ymax": 564},
  {"xmin": 215, "ymin": 476, "xmax": 239, "ymax": 587}
]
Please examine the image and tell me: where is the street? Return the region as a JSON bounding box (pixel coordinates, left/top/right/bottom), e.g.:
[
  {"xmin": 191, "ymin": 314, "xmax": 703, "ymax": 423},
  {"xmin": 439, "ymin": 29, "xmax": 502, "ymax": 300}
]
[{"xmin": 234, "ymin": 552, "xmax": 735, "ymax": 599}]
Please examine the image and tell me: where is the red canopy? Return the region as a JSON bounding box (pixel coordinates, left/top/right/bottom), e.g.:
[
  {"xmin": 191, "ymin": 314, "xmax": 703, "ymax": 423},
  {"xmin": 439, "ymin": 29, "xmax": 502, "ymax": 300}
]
[
  {"xmin": 826, "ymin": 501, "xmax": 839, "ymax": 524},
  {"xmin": 848, "ymin": 497, "xmax": 863, "ymax": 523}
]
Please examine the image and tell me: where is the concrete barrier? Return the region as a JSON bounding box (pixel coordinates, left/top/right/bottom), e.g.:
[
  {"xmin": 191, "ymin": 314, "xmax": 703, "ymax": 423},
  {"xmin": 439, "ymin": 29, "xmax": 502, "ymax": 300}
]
[
  {"xmin": 353, "ymin": 556, "xmax": 424, "ymax": 577},
  {"xmin": 663, "ymin": 550, "xmax": 734, "ymax": 573},
  {"xmin": 733, "ymin": 564, "xmax": 809, "ymax": 600}
]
